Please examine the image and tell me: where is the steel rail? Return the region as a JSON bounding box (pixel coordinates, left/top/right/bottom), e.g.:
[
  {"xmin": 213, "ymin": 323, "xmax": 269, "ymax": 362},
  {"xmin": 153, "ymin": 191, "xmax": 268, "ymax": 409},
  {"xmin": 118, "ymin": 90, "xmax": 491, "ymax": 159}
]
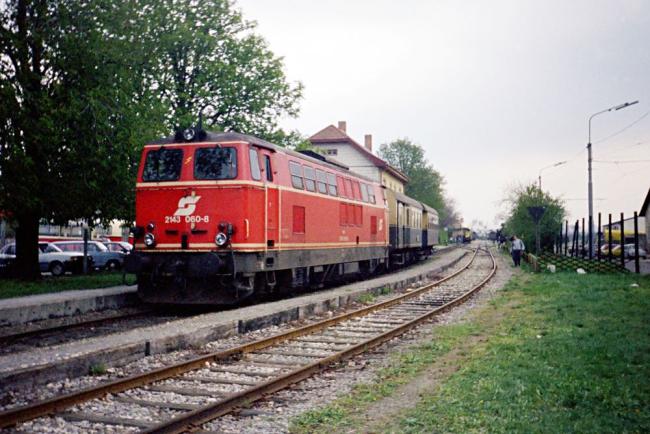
[
  {"xmin": 0, "ymin": 248, "xmax": 480, "ymax": 429},
  {"xmin": 0, "ymin": 308, "xmax": 154, "ymax": 345},
  {"xmin": 145, "ymin": 247, "xmax": 497, "ymax": 433}
]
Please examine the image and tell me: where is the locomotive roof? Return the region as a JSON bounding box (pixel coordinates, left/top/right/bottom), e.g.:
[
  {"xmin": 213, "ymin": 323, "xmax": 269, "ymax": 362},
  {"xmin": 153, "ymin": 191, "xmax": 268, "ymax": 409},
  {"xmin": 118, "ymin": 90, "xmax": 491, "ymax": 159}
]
[{"xmin": 149, "ymin": 130, "xmax": 380, "ymax": 184}]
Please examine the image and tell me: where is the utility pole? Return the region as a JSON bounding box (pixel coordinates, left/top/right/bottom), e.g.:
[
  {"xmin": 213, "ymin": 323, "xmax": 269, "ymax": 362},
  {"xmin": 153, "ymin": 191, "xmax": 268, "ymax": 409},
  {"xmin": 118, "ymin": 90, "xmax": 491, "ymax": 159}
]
[{"xmin": 587, "ymin": 100, "xmax": 638, "ymax": 259}]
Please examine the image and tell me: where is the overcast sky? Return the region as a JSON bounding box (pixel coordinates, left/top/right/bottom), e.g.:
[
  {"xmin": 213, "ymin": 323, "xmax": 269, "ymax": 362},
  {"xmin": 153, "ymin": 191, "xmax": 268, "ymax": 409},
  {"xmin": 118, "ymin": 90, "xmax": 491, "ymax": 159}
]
[{"xmin": 237, "ymin": 0, "xmax": 650, "ymax": 229}]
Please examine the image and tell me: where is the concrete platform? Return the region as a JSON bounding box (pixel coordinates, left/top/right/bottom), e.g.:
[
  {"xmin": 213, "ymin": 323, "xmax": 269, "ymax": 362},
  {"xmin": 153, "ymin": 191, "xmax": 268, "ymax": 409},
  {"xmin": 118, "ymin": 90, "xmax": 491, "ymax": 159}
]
[
  {"xmin": 0, "ymin": 248, "xmax": 467, "ymax": 391},
  {"xmin": 0, "ymin": 285, "xmax": 138, "ymax": 327}
]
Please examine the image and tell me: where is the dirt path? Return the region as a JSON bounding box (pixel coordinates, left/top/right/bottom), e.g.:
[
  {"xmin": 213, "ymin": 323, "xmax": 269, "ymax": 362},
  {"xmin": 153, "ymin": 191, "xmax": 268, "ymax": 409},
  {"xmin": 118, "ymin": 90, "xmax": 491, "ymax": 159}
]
[{"xmin": 355, "ymin": 250, "xmax": 519, "ymax": 433}]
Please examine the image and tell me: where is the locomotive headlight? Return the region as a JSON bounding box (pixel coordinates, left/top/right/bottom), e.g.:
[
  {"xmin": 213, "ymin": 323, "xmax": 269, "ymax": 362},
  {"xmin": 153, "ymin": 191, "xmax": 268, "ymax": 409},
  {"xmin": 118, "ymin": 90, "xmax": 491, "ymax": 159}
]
[
  {"xmin": 146, "ymin": 222, "xmax": 155, "ymax": 232},
  {"xmin": 144, "ymin": 233, "xmax": 156, "ymax": 248},
  {"xmin": 183, "ymin": 128, "xmax": 196, "ymax": 141},
  {"xmin": 215, "ymin": 232, "xmax": 228, "ymax": 246}
]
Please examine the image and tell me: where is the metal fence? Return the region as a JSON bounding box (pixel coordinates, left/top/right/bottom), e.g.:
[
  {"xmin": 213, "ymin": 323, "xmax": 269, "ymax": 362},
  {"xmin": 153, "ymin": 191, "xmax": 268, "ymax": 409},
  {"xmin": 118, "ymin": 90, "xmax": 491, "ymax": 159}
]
[{"xmin": 555, "ymin": 211, "xmax": 644, "ymax": 274}]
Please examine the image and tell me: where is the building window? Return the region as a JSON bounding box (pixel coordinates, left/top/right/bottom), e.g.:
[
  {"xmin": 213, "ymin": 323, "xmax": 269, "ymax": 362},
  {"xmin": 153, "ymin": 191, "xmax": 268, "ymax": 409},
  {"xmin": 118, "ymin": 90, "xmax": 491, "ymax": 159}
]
[{"xmin": 293, "ymin": 206, "xmax": 305, "ymax": 233}]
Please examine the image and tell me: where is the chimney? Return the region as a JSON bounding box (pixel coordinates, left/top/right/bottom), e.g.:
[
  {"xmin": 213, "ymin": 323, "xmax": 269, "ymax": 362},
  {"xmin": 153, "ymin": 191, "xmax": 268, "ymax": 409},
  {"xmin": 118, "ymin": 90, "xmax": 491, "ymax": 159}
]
[
  {"xmin": 364, "ymin": 134, "xmax": 372, "ymax": 152},
  {"xmin": 337, "ymin": 121, "xmax": 347, "ymax": 133}
]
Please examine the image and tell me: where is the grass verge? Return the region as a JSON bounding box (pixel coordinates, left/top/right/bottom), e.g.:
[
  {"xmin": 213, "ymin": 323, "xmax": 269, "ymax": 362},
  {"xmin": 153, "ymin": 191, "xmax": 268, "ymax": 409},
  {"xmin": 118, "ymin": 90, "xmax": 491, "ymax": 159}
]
[
  {"xmin": 0, "ymin": 272, "xmax": 134, "ymax": 299},
  {"xmin": 290, "ymin": 271, "xmax": 650, "ymax": 433}
]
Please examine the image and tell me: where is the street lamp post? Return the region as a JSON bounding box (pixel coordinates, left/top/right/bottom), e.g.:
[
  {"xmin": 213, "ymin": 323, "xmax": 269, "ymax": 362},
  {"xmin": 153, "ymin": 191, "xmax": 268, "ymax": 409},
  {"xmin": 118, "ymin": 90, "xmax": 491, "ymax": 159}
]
[
  {"xmin": 538, "ymin": 161, "xmax": 567, "ymax": 190},
  {"xmin": 587, "ymin": 100, "xmax": 638, "ymax": 259}
]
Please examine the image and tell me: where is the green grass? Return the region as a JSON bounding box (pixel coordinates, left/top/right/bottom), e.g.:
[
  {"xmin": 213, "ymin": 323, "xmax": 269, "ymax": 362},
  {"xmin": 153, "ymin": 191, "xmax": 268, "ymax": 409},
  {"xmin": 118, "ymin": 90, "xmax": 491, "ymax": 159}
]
[
  {"xmin": 395, "ymin": 272, "xmax": 650, "ymax": 433},
  {"xmin": 290, "ymin": 271, "xmax": 650, "ymax": 434},
  {"xmin": 0, "ymin": 272, "xmax": 134, "ymax": 299}
]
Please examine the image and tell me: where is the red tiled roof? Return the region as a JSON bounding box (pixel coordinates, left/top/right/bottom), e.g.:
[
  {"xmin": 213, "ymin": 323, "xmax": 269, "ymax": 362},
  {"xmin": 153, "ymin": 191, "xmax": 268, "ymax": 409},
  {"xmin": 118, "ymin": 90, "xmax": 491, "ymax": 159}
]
[{"xmin": 309, "ymin": 125, "xmax": 409, "ymax": 183}]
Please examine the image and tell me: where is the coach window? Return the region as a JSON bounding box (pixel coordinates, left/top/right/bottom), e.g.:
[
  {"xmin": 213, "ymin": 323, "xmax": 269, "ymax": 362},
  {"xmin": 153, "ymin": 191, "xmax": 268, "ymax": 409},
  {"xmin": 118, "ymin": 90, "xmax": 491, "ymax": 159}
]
[
  {"xmin": 303, "ymin": 166, "xmax": 316, "ymax": 192},
  {"xmin": 194, "ymin": 147, "xmax": 237, "ymax": 180},
  {"xmin": 249, "ymin": 149, "xmax": 261, "ymax": 181},
  {"xmin": 326, "ymin": 173, "xmax": 337, "ymax": 196},
  {"xmin": 264, "ymin": 155, "xmax": 273, "ymax": 182},
  {"xmin": 316, "ymin": 169, "xmax": 328, "ymax": 194},
  {"xmin": 289, "ymin": 161, "xmax": 304, "ymax": 189},
  {"xmin": 360, "ymin": 183, "xmax": 369, "ymax": 202},
  {"xmin": 143, "ymin": 148, "xmax": 183, "ymax": 181}
]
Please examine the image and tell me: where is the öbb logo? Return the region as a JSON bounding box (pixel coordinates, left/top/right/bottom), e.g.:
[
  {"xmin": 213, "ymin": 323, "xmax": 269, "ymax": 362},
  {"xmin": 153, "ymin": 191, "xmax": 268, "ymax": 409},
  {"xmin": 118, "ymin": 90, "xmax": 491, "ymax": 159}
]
[{"xmin": 174, "ymin": 195, "xmax": 201, "ymax": 216}]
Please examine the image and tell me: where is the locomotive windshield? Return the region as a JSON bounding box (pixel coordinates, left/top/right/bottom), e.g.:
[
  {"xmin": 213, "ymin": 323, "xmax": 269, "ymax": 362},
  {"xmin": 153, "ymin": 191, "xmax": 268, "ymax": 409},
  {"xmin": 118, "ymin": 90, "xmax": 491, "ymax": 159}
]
[
  {"xmin": 194, "ymin": 147, "xmax": 237, "ymax": 179},
  {"xmin": 142, "ymin": 148, "xmax": 183, "ymax": 182}
]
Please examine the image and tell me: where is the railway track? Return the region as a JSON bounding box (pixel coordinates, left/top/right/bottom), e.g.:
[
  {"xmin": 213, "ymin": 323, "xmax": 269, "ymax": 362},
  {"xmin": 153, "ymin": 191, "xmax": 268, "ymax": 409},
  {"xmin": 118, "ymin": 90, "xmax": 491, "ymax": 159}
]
[
  {"xmin": 0, "ymin": 246, "xmax": 496, "ymax": 433},
  {"xmin": 0, "ymin": 308, "xmax": 156, "ymax": 348}
]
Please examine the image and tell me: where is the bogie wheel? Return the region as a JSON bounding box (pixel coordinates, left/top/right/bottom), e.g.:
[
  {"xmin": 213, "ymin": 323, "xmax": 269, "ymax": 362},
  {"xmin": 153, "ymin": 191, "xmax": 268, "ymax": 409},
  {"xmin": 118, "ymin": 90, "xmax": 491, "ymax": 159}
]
[{"xmin": 49, "ymin": 261, "xmax": 65, "ymax": 277}]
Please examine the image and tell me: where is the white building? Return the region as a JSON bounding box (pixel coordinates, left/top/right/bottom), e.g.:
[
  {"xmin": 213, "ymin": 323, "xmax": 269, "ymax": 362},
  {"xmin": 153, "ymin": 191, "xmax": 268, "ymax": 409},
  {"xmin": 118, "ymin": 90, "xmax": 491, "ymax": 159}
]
[{"xmin": 309, "ymin": 121, "xmax": 408, "ymax": 193}]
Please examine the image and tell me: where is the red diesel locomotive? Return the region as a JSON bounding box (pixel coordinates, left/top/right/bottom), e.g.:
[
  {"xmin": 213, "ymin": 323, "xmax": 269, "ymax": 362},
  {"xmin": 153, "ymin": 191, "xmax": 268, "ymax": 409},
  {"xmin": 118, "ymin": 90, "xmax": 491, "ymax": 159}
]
[{"xmin": 127, "ymin": 129, "xmax": 394, "ymax": 304}]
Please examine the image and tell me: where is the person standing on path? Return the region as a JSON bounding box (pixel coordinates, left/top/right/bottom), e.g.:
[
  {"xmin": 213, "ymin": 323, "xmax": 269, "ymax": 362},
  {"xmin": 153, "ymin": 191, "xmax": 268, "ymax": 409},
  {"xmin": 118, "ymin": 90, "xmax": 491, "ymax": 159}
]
[{"xmin": 510, "ymin": 235, "xmax": 525, "ymax": 267}]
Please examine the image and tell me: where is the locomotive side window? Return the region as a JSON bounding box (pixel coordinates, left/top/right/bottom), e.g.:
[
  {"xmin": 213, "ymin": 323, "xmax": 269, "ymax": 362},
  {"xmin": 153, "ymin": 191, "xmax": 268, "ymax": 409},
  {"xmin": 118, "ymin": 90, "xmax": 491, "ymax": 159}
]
[
  {"xmin": 360, "ymin": 183, "xmax": 369, "ymax": 202},
  {"xmin": 194, "ymin": 147, "xmax": 237, "ymax": 180},
  {"xmin": 143, "ymin": 148, "xmax": 183, "ymax": 182},
  {"xmin": 344, "ymin": 178, "xmax": 352, "ymax": 198},
  {"xmin": 316, "ymin": 169, "xmax": 327, "ymax": 194},
  {"xmin": 289, "ymin": 161, "xmax": 304, "ymax": 189},
  {"xmin": 264, "ymin": 155, "xmax": 273, "ymax": 182},
  {"xmin": 368, "ymin": 186, "xmax": 376, "ymax": 204},
  {"xmin": 249, "ymin": 149, "xmax": 261, "ymax": 181},
  {"xmin": 336, "ymin": 176, "xmax": 346, "ymax": 198},
  {"xmin": 352, "ymin": 181, "xmax": 361, "ymax": 201},
  {"xmin": 303, "ymin": 166, "xmax": 316, "ymax": 192},
  {"xmin": 326, "ymin": 173, "xmax": 338, "ymax": 196}
]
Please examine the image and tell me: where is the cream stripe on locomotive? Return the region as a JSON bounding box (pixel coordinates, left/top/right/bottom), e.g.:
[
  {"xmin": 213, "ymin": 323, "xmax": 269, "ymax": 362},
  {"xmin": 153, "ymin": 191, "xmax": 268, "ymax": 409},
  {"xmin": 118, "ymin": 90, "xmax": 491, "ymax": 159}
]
[
  {"xmin": 135, "ymin": 180, "xmax": 387, "ymax": 210},
  {"xmin": 135, "ymin": 241, "xmax": 387, "ymax": 250}
]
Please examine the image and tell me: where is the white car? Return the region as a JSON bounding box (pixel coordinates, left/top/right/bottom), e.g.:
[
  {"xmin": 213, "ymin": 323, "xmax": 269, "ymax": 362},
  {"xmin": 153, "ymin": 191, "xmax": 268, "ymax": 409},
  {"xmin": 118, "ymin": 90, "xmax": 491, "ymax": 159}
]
[
  {"xmin": 623, "ymin": 244, "xmax": 647, "ymax": 259},
  {"xmin": 0, "ymin": 243, "xmax": 86, "ymax": 276}
]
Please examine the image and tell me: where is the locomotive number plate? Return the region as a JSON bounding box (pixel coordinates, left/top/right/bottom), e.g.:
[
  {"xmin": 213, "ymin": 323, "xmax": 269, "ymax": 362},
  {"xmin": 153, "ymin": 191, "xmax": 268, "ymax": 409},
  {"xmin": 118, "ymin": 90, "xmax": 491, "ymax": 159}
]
[{"xmin": 165, "ymin": 215, "xmax": 210, "ymax": 224}]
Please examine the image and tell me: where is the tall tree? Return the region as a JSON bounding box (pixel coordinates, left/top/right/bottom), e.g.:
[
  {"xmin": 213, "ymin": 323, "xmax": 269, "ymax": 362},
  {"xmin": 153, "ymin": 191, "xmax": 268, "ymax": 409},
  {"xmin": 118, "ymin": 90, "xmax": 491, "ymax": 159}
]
[
  {"xmin": 142, "ymin": 0, "xmax": 303, "ymax": 138},
  {"xmin": 502, "ymin": 183, "xmax": 566, "ymax": 251},
  {"xmin": 0, "ymin": 0, "xmax": 164, "ymax": 279},
  {"xmin": 379, "ymin": 138, "xmax": 456, "ymax": 227}
]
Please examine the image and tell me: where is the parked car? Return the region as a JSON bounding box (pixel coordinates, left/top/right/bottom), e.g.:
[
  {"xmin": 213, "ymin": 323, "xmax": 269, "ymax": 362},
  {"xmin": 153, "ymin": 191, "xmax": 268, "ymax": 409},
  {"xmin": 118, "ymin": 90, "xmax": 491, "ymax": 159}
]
[
  {"xmin": 0, "ymin": 242, "xmax": 86, "ymax": 276},
  {"xmin": 102, "ymin": 241, "xmax": 133, "ymax": 254},
  {"xmin": 52, "ymin": 240, "xmax": 125, "ymax": 271},
  {"xmin": 623, "ymin": 244, "xmax": 647, "ymax": 259}
]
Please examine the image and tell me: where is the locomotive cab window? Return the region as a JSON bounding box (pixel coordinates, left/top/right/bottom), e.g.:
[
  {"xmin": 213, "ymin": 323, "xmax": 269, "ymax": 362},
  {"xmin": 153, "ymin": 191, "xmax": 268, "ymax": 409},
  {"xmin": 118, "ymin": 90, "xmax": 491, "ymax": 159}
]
[
  {"xmin": 289, "ymin": 161, "xmax": 304, "ymax": 189},
  {"xmin": 143, "ymin": 148, "xmax": 183, "ymax": 182},
  {"xmin": 194, "ymin": 147, "xmax": 237, "ymax": 180},
  {"xmin": 249, "ymin": 149, "xmax": 261, "ymax": 181}
]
